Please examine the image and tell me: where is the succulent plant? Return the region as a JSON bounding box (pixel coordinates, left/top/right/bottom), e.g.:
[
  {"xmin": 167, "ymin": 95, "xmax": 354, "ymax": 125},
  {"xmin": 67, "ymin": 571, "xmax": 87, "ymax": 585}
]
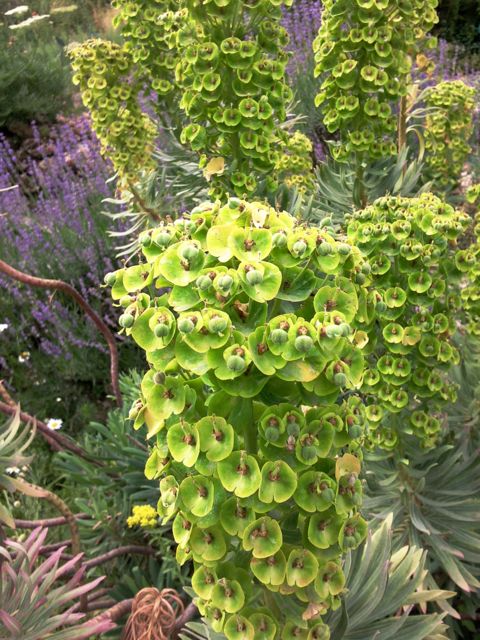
[
  {"xmin": 363, "ymin": 443, "xmax": 480, "ymax": 594},
  {"xmin": 111, "ymin": 0, "xmax": 189, "ymax": 99},
  {"xmin": 69, "ymin": 39, "xmax": 157, "ymax": 184},
  {"xmin": 347, "ymin": 193, "xmax": 471, "ymax": 448},
  {"xmin": 324, "ymin": 515, "xmax": 453, "ymax": 639},
  {"xmin": 0, "ymin": 412, "xmax": 34, "ymax": 527},
  {"xmin": 176, "ymin": 0, "xmax": 296, "ymax": 199},
  {"xmin": 179, "ymin": 515, "xmax": 453, "ymax": 639},
  {"xmin": 313, "ymin": 0, "xmax": 438, "ymax": 164},
  {"xmin": 424, "ymin": 80, "xmax": 476, "ymax": 190},
  {"xmin": 0, "ymin": 528, "xmax": 112, "ymax": 640},
  {"xmin": 109, "ymin": 197, "xmax": 378, "ymax": 638}
]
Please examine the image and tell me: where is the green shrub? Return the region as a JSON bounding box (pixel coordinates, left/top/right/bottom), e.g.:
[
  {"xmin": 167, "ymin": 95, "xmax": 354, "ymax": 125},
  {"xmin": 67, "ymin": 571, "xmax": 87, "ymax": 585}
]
[{"xmin": 0, "ymin": 25, "xmax": 74, "ymax": 126}]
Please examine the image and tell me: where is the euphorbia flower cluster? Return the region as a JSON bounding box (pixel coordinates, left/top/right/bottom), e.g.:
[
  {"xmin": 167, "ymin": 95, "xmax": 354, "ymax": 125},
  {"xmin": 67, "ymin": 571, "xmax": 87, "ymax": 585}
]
[
  {"xmin": 107, "ymin": 198, "xmax": 372, "ymax": 638},
  {"xmin": 424, "ymin": 80, "xmax": 476, "ymax": 189},
  {"xmin": 347, "ymin": 193, "xmax": 471, "ymax": 448},
  {"xmin": 313, "ymin": 0, "xmax": 439, "ymax": 162}
]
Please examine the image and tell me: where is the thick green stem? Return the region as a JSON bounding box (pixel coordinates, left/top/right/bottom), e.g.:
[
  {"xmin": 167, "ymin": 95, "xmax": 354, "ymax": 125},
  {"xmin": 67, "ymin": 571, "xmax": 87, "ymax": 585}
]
[{"xmin": 241, "ymin": 399, "xmax": 257, "ymax": 454}]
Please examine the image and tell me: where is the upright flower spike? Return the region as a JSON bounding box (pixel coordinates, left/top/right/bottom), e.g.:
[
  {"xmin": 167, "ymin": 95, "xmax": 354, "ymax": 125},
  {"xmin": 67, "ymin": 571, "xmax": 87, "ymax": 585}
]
[
  {"xmin": 347, "ymin": 192, "xmax": 471, "ymax": 448},
  {"xmin": 68, "ymin": 39, "xmax": 157, "ymax": 186},
  {"xmin": 109, "ymin": 197, "xmax": 372, "ymax": 636},
  {"xmin": 313, "ymin": 0, "xmax": 439, "ymax": 163},
  {"xmin": 424, "ymin": 80, "xmax": 476, "ymax": 190},
  {"xmin": 111, "ymin": 0, "xmax": 189, "ymax": 97},
  {"xmin": 176, "ymin": 0, "xmax": 297, "ymax": 198}
]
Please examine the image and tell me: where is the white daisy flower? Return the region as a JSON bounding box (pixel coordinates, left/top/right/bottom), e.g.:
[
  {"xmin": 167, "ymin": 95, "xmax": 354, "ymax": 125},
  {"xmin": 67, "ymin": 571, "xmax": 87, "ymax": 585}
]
[
  {"xmin": 18, "ymin": 351, "xmax": 30, "ymax": 363},
  {"xmin": 46, "ymin": 418, "xmax": 63, "ymax": 431}
]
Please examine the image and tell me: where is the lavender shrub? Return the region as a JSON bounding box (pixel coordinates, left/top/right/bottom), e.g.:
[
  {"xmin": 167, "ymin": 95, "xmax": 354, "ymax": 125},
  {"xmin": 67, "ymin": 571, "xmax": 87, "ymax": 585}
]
[
  {"xmin": 0, "ymin": 115, "xmax": 139, "ymax": 424},
  {"xmin": 281, "ymin": 0, "xmax": 327, "ymax": 163}
]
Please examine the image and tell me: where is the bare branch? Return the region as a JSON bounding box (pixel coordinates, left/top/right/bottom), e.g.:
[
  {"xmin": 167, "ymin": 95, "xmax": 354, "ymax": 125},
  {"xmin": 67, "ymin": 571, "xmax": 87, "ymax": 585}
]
[{"xmin": 83, "ymin": 545, "xmax": 156, "ymax": 570}]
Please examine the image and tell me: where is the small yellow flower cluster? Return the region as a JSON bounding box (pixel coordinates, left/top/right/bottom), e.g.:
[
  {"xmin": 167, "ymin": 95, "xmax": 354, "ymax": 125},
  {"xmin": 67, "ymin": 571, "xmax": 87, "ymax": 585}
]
[{"xmin": 127, "ymin": 504, "xmax": 158, "ymax": 528}]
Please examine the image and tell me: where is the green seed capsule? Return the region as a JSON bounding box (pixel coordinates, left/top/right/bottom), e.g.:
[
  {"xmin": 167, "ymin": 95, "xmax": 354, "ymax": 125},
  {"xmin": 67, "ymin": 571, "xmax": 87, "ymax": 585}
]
[
  {"xmin": 302, "ymin": 445, "xmax": 317, "ymax": 461},
  {"xmin": 140, "ymin": 233, "xmax": 152, "ymax": 247},
  {"xmin": 245, "ymin": 269, "xmax": 263, "ymax": 285},
  {"xmin": 119, "ymin": 313, "xmax": 134, "ymax": 328},
  {"xmin": 318, "ymin": 242, "xmax": 333, "ymax": 256},
  {"xmin": 337, "ymin": 243, "xmax": 351, "ymax": 255},
  {"xmin": 104, "ymin": 272, "xmax": 117, "ymax": 286},
  {"xmin": 178, "ymin": 318, "xmax": 196, "ymax": 334},
  {"xmin": 119, "ymin": 295, "xmax": 133, "ymax": 307},
  {"xmin": 217, "ymin": 275, "xmax": 234, "ymax": 291},
  {"xmin": 209, "ymin": 315, "xmax": 228, "ymax": 334},
  {"xmin": 293, "ymin": 239, "xmax": 308, "ymax": 256},
  {"xmin": 270, "ymin": 328, "xmax": 288, "ymax": 345},
  {"xmin": 227, "ymin": 355, "xmax": 245, "ymax": 372},
  {"xmin": 180, "ymin": 243, "xmax": 199, "ymax": 261},
  {"xmin": 272, "ymin": 232, "xmax": 287, "ymax": 248},
  {"xmin": 154, "ymin": 323, "xmax": 169, "ymax": 338},
  {"xmin": 338, "ymin": 323, "xmax": 351, "ymax": 337},
  {"xmin": 156, "ymin": 232, "xmax": 171, "ymax": 247},
  {"xmin": 295, "ymin": 335, "xmax": 314, "ymax": 352},
  {"xmin": 196, "ymin": 275, "xmax": 213, "ymax": 291},
  {"xmin": 334, "ymin": 372, "xmax": 347, "ymax": 387}
]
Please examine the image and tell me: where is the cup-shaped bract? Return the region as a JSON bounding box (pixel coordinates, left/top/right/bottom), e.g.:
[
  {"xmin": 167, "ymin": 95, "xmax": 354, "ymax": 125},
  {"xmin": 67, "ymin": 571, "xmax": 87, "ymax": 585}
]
[{"xmin": 110, "ymin": 197, "xmax": 372, "ymax": 636}]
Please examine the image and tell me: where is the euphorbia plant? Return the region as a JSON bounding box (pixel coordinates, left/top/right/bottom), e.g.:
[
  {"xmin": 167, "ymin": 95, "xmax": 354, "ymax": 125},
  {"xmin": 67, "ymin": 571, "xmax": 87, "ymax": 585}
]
[
  {"xmin": 347, "ymin": 193, "xmax": 471, "ymax": 448},
  {"xmin": 107, "ymin": 198, "xmax": 373, "ymax": 638},
  {"xmin": 313, "ymin": 0, "xmax": 438, "ymax": 197},
  {"xmin": 175, "ymin": 0, "xmax": 295, "ymax": 198},
  {"xmin": 423, "ymin": 79, "xmax": 476, "ymax": 190}
]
